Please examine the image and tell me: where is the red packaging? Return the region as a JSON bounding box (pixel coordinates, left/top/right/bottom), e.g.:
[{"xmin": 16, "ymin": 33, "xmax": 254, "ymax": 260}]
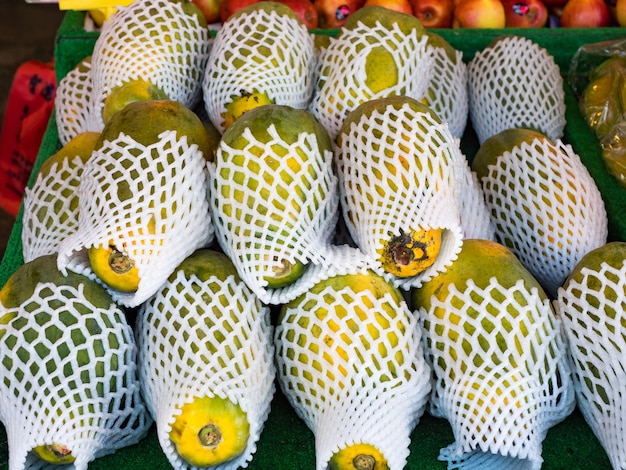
[{"xmin": 0, "ymin": 60, "xmax": 56, "ymax": 217}]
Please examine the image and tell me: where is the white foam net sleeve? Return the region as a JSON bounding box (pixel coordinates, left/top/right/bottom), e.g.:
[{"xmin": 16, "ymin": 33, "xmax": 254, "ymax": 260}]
[
  {"xmin": 424, "ymin": 44, "xmax": 468, "ymax": 139},
  {"xmin": 0, "ymin": 282, "xmax": 151, "ymax": 470},
  {"xmin": 55, "ymin": 57, "xmax": 97, "ymax": 146},
  {"xmin": 418, "ymin": 279, "xmax": 575, "ymax": 470},
  {"xmin": 556, "ymin": 259, "xmax": 626, "ymax": 470},
  {"xmin": 88, "ymin": 0, "xmax": 211, "ymax": 131},
  {"xmin": 309, "ymin": 21, "xmax": 433, "ymax": 140},
  {"xmin": 22, "ymin": 156, "xmax": 85, "ymax": 263},
  {"xmin": 203, "ymin": 8, "xmax": 315, "ymax": 134},
  {"xmin": 479, "ymin": 138, "xmax": 608, "ymax": 298},
  {"xmin": 275, "ymin": 281, "xmax": 432, "ymax": 470},
  {"xmin": 57, "ymin": 131, "xmax": 214, "ymax": 308},
  {"xmin": 335, "ymin": 101, "xmax": 464, "ymax": 290},
  {"xmin": 209, "ymin": 125, "xmax": 353, "ymax": 305},
  {"xmin": 135, "ymin": 271, "xmax": 275, "ymax": 470},
  {"xmin": 456, "ymin": 158, "xmax": 497, "ymax": 241},
  {"xmin": 468, "ymin": 36, "xmax": 566, "ymax": 145}
]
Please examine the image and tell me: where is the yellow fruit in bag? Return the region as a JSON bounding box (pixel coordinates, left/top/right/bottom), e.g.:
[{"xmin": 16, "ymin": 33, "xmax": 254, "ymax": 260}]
[{"xmin": 580, "ymin": 56, "xmax": 626, "ymax": 140}]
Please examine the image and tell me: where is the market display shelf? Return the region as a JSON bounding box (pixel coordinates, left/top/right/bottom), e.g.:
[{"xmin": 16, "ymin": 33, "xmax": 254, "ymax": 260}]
[{"xmin": 1, "ymin": 10, "xmax": 625, "ymax": 470}]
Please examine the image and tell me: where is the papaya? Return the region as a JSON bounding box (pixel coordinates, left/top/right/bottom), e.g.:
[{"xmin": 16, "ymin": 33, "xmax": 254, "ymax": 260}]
[
  {"xmin": 0, "ymin": 254, "xmax": 126, "ymax": 465},
  {"xmin": 102, "ymin": 78, "xmax": 169, "ymax": 124},
  {"xmin": 146, "ymin": 249, "xmax": 254, "ymax": 466},
  {"xmin": 217, "ymin": 104, "xmax": 333, "ymax": 288},
  {"xmin": 329, "ymin": 443, "xmax": 390, "ymax": 470}
]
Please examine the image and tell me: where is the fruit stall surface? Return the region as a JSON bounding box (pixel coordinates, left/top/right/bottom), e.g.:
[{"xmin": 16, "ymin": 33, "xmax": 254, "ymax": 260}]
[{"xmin": 0, "ymin": 10, "xmax": 626, "ymax": 469}]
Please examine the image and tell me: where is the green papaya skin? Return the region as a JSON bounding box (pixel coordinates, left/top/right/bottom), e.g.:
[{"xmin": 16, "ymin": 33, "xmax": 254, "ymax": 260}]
[
  {"xmin": 412, "ymin": 239, "xmax": 549, "ymax": 313},
  {"xmin": 471, "ymin": 128, "xmax": 551, "ymax": 181},
  {"xmin": 342, "ymin": 5, "xmax": 425, "ymax": 37},
  {"xmin": 95, "ymin": 99, "xmax": 213, "ymax": 161},
  {"xmin": 221, "ymin": 104, "xmax": 332, "ymax": 157},
  {"xmin": 171, "ymin": 249, "xmax": 240, "ymax": 284},
  {"xmin": 562, "ymin": 241, "xmax": 626, "ymax": 309},
  {"xmin": 279, "ymin": 270, "xmax": 405, "ymax": 323},
  {"xmin": 0, "ymin": 254, "xmax": 114, "ymax": 311},
  {"xmin": 338, "ymin": 95, "xmax": 441, "ymax": 147}
]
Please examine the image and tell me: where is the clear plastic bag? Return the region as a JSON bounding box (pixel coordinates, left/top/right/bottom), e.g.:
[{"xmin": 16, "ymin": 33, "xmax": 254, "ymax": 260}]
[{"xmin": 569, "ymin": 39, "xmax": 626, "ymax": 189}]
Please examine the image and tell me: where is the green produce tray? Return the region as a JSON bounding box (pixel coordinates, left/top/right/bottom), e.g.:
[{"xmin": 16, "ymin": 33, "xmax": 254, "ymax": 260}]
[{"xmin": 1, "ymin": 11, "xmax": 626, "ymax": 469}]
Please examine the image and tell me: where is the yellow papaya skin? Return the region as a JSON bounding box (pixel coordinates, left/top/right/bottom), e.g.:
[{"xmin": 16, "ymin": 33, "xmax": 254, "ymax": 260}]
[
  {"xmin": 328, "ymin": 443, "xmax": 390, "ymax": 470},
  {"xmin": 221, "ymin": 90, "xmax": 274, "ymax": 130},
  {"xmin": 169, "ymin": 395, "xmax": 250, "ymax": 467},
  {"xmin": 377, "ymin": 228, "xmax": 442, "ymax": 278},
  {"xmin": 88, "ymin": 244, "xmax": 140, "ymax": 293},
  {"xmin": 32, "ymin": 444, "xmax": 76, "ymax": 464}
]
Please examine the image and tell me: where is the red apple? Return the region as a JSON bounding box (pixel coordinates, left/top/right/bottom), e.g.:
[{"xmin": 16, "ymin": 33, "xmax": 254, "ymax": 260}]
[
  {"xmin": 274, "ymin": 0, "xmax": 320, "ymax": 27},
  {"xmin": 501, "ymin": 0, "xmax": 548, "ymax": 27},
  {"xmin": 542, "ymin": 0, "xmax": 568, "ymax": 5},
  {"xmin": 410, "ymin": 0, "xmax": 454, "ymax": 27},
  {"xmin": 452, "ymin": 0, "xmax": 506, "ymax": 27},
  {"xmin": 314, "ymin": 0, "xmax": 365, "ymax": 28},
  {"xmin": 362, "ymin": 0, "xmax": 413, "ymax": 14},
  {"xmin": 191, "ymin": 0, "xmax": 223, "ymax": 23},
  {"xmin": 560, "ymin": 0, "xmax": 612, "ymax": 25},
  {"xmin": 219, "ymin": 0, "xmax": 261, "ymax": 22},
  {"xmin": 617, "ymin": 0, "xmax": 626, "ymax": 24}
]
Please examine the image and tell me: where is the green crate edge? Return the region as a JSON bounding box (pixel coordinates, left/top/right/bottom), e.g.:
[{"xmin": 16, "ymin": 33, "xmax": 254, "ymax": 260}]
[{"xmin": 1, "ymin": 11, "xmax": 626, "ymax": 469}]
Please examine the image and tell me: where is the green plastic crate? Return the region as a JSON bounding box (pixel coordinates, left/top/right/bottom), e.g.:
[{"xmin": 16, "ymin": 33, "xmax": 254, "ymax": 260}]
[{"xmin": 1, "ymin": 12, "xmax": 625, "ymax": 469}]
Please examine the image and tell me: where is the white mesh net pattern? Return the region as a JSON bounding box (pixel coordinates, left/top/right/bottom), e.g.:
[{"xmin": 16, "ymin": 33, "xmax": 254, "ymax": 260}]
[
  {"xmin": 556, "ymin": 259, "xmax": 626, "ymax": 470},
  {"xmin": 22, "ymin": 156, "xmax": 85, "ymax": 263},
  {"xmin": 309, "ymin": 21, "xmax": 432, "ymax": 139},
  {"xmin": 479, "ymin": 138, "xmax": 608, "ymax": 297},
  {"xmin": 57, "ymin": 131, "xmax": 214, "ymax": 308},
  {"xmin": 335, "ymin": 101, "xmax": 464, "ymax": 290},
  {"xmin": 275, "ymin": 281, "xmax": 431, "ymax": 470},
  {"xmin": 418, "ymin": 279, "xmax": 575, "ymax": 470},
  {"xmin": 468, "ymin": 36, "xmax": 566, "ymax": 144},
  {"xmin": 87, "ymin": 0, "xmax": 211, "ymax": 131},
  {"xmin": 0, "ymin": 282, "xmax": 151, "ymax": 470},
  {"xmin": 424, "ymin": 44, "xmax": 468, "ymax": 139},
  {"xmin": 136, "ymin": 271, "xmax": 275, "ymax": 470},
  {"xmin": 203, "ymin": 8, "xmax": 315, "ymax": 134},
  {"xmin": 456, "ymin": 159, "xmax": 496, "ymax": 241},
  {"xmin": 209, "ymin": 125, "xmax": 343, "ymax": 305},
  {"xmin": 55, "ymin": 57, "xmax": 96, "ymax": 146}
]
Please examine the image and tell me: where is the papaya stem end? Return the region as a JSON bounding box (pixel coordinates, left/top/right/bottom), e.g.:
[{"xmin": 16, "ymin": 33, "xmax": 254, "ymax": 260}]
[
  {"xmin": 108, "ymin": 247, "xmax": 134, "ymax": 274},
  {"xmin": 353, "ymin": 454, "xmax": 376, "ymax": 470},
  {"xmin": 198, "ymin": 424, "xmax": 222, "ymax": 449}
]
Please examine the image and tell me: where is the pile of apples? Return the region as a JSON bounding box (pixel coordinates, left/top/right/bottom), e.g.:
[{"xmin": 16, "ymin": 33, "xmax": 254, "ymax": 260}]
[{"xmin": 191, "ymin": 0, "xmax": 626, "ymax": 29}]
